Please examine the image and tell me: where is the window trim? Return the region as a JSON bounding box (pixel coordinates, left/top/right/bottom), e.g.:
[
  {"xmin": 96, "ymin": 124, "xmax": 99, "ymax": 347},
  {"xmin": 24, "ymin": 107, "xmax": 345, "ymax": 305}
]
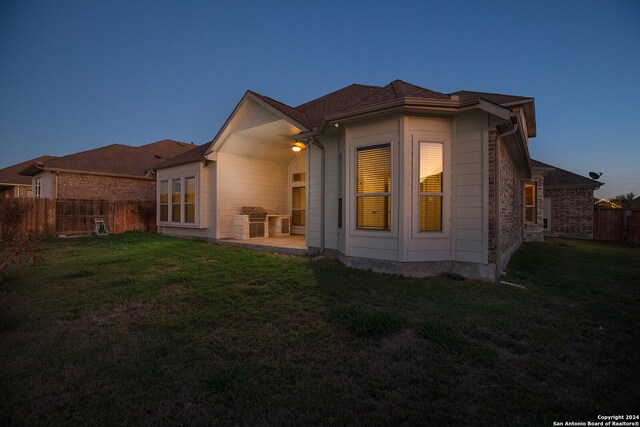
[
  {"xmin": 33, "ymin": 177, "xmax": 42, "ymax": 198},
  {"xmin": 524, "ymin": 182, "xmax": 537, "ymax": 224},
  {"xmin": 157, "ymin": 172, "xmax": 200, "ymax": 228},
  {"xmin": 351, "ymin": 140, "xmax": 397, "ymax": 237},
  {"xmin": 411, "ymin": 132, "xmax": 450, "ymax": 239}
]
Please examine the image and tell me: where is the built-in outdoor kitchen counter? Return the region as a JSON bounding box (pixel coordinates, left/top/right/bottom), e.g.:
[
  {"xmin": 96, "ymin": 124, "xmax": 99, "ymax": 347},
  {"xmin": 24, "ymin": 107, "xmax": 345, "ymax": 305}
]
[{"xmin": 233, "ymin": 206, "xmax": 291, "ymax": 240}]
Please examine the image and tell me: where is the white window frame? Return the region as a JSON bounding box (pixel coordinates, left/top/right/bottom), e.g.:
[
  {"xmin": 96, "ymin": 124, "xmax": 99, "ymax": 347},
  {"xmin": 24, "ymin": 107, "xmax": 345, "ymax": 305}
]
[
  {"xmin": 157, "ymin": 173, "xmax": 200, "ymax": 227},
  {"xmin": 33, "ymin": 177, "xmax": 41, "ymax": 198},
  {"xmin": 524, "ymin": 182, "xmax": 537, "ymax": 224},
  {"xmin": 411, "ymin": 132, "xmax": 450, "ymax": 239},
  {"xmin": 351, "ymin": 141, "xmax": 396, "ymax": 236}
]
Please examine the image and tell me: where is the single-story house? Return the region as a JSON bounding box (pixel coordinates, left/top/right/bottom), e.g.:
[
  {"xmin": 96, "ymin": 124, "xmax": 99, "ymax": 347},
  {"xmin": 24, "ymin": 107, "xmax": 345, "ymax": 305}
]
[
  {"xmin": 155, "ymin": 79, "xmax": 546, "ymax": 280},
  {"xmin": 0, "ymin": 156, "xmax": 57, "ymax": 198},
  {"xmin": 530, "ymin": 159, "xmax": 603, "ymax": 239},
  {"xmin": 19, "ymin": 140, "xmax": 194, "ymax": 200}
]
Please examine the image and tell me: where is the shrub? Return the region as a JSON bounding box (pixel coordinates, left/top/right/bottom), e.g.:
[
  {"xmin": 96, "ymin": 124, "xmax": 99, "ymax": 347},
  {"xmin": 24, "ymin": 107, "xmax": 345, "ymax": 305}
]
[{"xmin": 0, "ymin": 199, "xmax": 44, "ymax": 282}]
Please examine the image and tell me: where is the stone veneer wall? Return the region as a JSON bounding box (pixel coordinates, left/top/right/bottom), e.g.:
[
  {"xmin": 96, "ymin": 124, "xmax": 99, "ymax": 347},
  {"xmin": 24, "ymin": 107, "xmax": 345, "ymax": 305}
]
[
  {"xmin": 57, "ymin": 172, "xmax": 156, "ymax": 200},
  {"xmin": 545, "ymin": 186, "xmax": 595, "ymax": 239}
]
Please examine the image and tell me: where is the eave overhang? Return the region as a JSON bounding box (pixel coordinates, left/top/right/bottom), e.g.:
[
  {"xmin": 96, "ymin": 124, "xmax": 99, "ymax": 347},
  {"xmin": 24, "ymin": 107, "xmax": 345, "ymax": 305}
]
[
  {"xmin": 19, "ymin": 165, "xmax": 153, "ymax": 181},
  {"xmin": 296, "ymin": 97, "xmax": 513, "ymax": 140}
]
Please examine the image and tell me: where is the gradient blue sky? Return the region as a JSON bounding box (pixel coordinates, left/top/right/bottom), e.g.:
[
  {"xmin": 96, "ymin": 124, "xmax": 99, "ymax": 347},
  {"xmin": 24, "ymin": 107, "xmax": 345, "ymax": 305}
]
[{"xmin": 1, "ymin": 0, "xmax": 638, "ymax": 198}]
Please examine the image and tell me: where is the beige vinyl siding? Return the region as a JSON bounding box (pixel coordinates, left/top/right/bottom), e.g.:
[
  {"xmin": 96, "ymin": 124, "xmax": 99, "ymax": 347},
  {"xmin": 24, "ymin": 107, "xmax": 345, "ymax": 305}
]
[
  {"xmin": 307, "ymin": 136, "xmax": 339, "ymax": 250},
  {"xmin": 344, "ymin": 118, "xmax": 400, "ymax": 261},
  {"xmin": 34, "ymin": 172, "xmax": 54, "ymax": 198},
  {"xmin": 157, "ymin": 161, "xmax": 215, "ymax": 239},
  {"xmin": 452, "ymin": 113, "xmax": 488, "ymax": 264},
  {"xmin": 323, "ymin": 137, "xmax": 338, "ymax": 250},
  {"xmin": 405, "ymin": 117, "xmax": 452, "ymax": 262},
  {"xmin": 216, "ymin": 152, "xmax": 288, "ymax": 239}
]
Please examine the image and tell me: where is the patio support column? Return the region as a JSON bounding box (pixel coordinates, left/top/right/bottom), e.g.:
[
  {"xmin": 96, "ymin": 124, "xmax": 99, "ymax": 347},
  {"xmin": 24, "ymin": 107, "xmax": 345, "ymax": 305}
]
[{"xmin": 310, "ymin": 137, "xmax": 325, "ymax": 253}]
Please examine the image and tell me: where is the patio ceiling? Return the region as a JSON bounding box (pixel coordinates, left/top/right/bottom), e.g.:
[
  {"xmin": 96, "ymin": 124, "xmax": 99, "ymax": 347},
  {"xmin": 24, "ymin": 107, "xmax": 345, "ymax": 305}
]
[{"xmin": 220, "ymin": 118, "xmax": 304, "ymax": 165}]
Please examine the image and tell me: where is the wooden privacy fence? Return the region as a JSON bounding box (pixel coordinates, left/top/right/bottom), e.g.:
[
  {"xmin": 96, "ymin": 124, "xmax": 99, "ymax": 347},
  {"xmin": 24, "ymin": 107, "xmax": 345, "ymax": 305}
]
[
  {"xmin": 0, "ymin": 198, "xmax": 156, "ymax": 238},
  {"xmin": 594, "ymin": 208, "xmax": 640, "ymax": 244}
]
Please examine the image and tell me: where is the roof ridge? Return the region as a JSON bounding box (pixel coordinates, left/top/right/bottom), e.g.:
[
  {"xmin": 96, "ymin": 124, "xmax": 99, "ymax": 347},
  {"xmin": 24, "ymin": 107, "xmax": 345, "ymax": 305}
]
[
  {"xmin": 294, "ymin": 83, "xmax": 381, "ymax": 109},
  {"xmin": 394, "ymin": 79, "xmax": 449, "ymax": 97},
  {"xmin": 451, "ymin": 89, "xmax": 532, "ymax": 99}
]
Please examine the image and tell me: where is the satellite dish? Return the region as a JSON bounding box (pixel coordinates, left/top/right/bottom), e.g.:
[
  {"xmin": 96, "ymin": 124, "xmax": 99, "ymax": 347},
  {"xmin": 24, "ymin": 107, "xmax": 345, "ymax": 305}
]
[{"xmin": 589, "ymin": 172, "xmax": 603, "ymax": 180}]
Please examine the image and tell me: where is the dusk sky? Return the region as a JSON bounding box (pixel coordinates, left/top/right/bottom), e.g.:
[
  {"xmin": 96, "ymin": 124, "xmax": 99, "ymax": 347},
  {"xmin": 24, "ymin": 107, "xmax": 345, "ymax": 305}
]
[{"xmin": 1, "ymin": 0, "xmax": 638, "ymax": 198}]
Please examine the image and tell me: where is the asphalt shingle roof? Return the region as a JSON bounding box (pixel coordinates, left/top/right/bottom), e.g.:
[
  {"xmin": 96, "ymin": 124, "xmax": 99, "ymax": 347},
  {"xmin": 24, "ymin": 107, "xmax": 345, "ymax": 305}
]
[
  {"xmin": 531, "ymin": 159, "xmax": 602, "ymax": 188},
  {"xmin": 0, "ymin": 156, "xmax": 58, "ymax": 185},
  {"xmin": 21, "ymin": 140, "xmax": 194, "ymax": 177},
  {"xmin": 153, "ymin": 142, "xmax": 210, "ymax": 170}
]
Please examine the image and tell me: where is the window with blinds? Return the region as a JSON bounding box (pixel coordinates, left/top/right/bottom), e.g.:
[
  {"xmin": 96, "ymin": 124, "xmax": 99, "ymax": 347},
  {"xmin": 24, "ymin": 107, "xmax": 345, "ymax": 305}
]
[
  {"xmin": 172, "ymin": 179, "xmax": 181, "ymax": 222},
  {"xmin": 418, "ymin": 142, "xmax": 443, "ymax": 232},
  {"xmin": 184, "ymin": 177, "xmax": 196, "ymax": 223},
  {"xmin": 159, "ymin": 180, "xmax": 168, "ymax": 222},
  {"xmin": 356, "ymin": 144, "xmax": 391, "ymax": 230},
  {"xmin": 524, "ymin": 182, "xmax": 536, "ymax": 223}
]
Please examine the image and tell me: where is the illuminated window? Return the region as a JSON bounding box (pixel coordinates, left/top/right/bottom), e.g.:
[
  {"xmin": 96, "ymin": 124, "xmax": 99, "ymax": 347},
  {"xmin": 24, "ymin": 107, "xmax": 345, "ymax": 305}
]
[
  {"xmin": 418, "ymin": 142, "xmax": 443, "ymax": 232},
  {"xmin": 184, "ymin": 177, "xmax": 196, "ymax": 223},
  {"xmin": 292, "ymin": 186, "xmax": 305, "ymax": 226},
  {"xmin": 292, "ymin": 172, "xmax": 306, "ymax": 182},
  {"xmin": 356, "ymin": 144, "xmax": 391, "ymax": 230},
  {"xmin": 172, "ymin": 179, "xmax": 181, "ymax": 222},
  {"xmin": 159, "ymin": 181, "xmax": 168, "ymax": 221},
  {"xmin": 524, "ymin": 182, "xmax": 536, "ymax": 223},
  {"xmin": 160, "ymin": 176, "xmax": 197, "ymax": 225}
]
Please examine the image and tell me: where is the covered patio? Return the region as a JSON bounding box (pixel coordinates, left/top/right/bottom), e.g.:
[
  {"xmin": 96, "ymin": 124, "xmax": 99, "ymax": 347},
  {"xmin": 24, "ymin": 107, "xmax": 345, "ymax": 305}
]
[{"xmin": 217, "ymin": 234, "xmax": 307, "ymax": 256}]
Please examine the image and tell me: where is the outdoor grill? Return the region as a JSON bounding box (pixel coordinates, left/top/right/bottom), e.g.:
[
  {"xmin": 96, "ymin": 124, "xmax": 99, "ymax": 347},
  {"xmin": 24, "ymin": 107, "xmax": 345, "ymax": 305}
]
[{"xmin": 241, "ymin": 206, "xmax": 267, "ymax": 237}]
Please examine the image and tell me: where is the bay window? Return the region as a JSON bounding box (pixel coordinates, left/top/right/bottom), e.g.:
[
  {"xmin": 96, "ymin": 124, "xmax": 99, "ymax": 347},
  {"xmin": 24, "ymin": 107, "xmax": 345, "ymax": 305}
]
[
  {"xmin": 159, "ymin": 181, "xmax": 168, "ymax": 221},
  {"xmin": 356, "ymin": 143, "xmax": 391, "ymax": 230}
]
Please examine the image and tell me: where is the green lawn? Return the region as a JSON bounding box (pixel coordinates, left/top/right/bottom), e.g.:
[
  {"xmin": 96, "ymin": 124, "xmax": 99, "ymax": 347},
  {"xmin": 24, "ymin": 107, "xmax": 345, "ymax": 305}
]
[{"xmin": 1, "ymin": 233, "xmax": 639, "ymax": 425}]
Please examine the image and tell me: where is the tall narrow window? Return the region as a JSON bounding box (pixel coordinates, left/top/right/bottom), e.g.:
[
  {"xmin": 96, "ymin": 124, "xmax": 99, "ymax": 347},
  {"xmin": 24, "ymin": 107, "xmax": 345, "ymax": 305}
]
[
  {"xmin": 33, "ymin": 177, "xmax": 42, "ymax": 198},
  {"xmin": 356, "ymin": 144, "xmax": 391, "ymax": 230},
  {"xmin": 159, "ymin": 180, "xmax": 168, "ymax": 222},
  {"xmin": 292, "ymin": 186, "xmax": 306, "ymax": 226},
  {"xmin": 184, "ymin": 177, "xmax": 196, "ymax": 223},
  {"xmin": 172, "ymin": 179, "xmax": 181, "ymax": 222},
  {"xmin": 524, "ymin": 182, "xmax": 536, "ymax": 223},
  {"xmin": 419, "ymin": 142, "xmax": 443, "ymax": 232}
]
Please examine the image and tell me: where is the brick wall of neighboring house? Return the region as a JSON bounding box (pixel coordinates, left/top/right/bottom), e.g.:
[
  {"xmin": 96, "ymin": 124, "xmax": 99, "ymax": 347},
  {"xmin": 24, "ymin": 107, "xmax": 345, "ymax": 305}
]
[
  {"xmin": 56, "ymin": 173, "xmax": 156, "ymax": 200},
  {"xmin": 545, "ymin": 186, "xmax": 595, "ymax": 239},
  {"xmin": 0, "ymin": 184, "xmax": 32, "ymax": 198},
  {"xmin": 498, "ymin": 142, "xmax": 523, "ymax": 259},
  {"xmin": 523, "ymin": 172, "xmax": 545, "ymax": 241}
]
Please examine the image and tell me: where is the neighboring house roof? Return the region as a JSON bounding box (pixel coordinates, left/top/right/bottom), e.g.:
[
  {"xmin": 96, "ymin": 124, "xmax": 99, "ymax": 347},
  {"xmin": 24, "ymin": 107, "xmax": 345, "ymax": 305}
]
[
  {"xmin": 531, "ymin": 159, "xmax": 603, "ymax": 188},
  {"xmin": 153, "ymin": 142, "xmax": 210, "ymax": 169},
  {"xmin": 0, "ymin": 156, "xmax": 58, "ymax": 187},
  {"xmin": 19, "ymin": 140, "xmax": 194, "ymax": 178},
  {"xmin": 632, "ymin": 196, "xmax": 640, "ymax": 210}
]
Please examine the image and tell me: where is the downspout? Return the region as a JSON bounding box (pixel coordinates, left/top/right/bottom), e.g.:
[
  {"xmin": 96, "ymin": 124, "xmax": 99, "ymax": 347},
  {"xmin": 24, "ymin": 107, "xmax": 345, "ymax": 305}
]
[
  {"xmin": 494, "ymin": 123, "xmax": 519, "ymax": 274},
  {"xmin": 308, "ymin": 137, "xmax": 325, "ymax": 253}
]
